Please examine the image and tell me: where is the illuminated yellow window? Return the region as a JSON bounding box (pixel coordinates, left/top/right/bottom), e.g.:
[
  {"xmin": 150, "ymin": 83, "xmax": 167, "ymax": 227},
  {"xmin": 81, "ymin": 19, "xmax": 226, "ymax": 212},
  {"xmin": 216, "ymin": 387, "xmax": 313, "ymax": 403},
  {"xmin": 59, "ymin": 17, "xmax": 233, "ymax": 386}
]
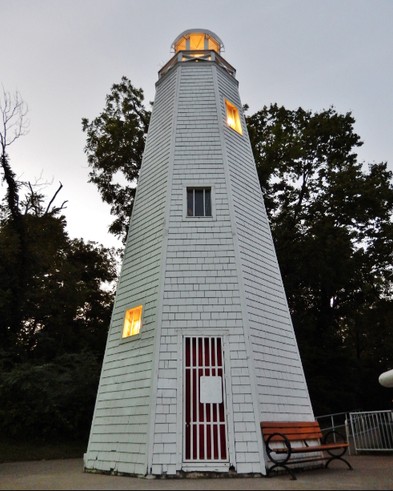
[
  {"xmin": 122, "ymin": 305, "xmax": 143, "ymax": 338},
  {"xmin": 189, "ymin": 34, "xmax": 205, "ymax": 50},
  {"xmin": 225, "ymin": 99, "xmax": 242, "ymax": 135},
  {"xmin": 207, "ymin": 38, "xmax": 220, "ymax": 52},
  {"xmin": 175, "ymin": 38, "xmax": 186, "ymax": 52}
]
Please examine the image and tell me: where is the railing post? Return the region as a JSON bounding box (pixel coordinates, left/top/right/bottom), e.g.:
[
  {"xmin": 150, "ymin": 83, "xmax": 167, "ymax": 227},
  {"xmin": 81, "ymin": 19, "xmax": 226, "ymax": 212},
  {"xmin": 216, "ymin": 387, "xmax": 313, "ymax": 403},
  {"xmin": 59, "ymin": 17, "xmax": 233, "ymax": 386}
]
[
  {"xmin": 330, "ymin": 415, "xmax": 336, "ymax": 442},
  {"xmin": 345, "ymin": 415, "xmax": 351, "ymax": 456}
]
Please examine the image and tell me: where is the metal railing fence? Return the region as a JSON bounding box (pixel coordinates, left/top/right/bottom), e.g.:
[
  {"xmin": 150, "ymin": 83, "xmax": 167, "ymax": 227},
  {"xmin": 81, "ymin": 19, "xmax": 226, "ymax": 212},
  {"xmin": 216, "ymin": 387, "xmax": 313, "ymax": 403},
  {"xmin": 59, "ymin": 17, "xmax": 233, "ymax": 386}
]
[
  {"xmin": 348, "ymin": 410, "xmax": 393, "ymax": 454},
  {"xmin": 316, "ymin": 409, "xmax": 393, "ymax": 455}
]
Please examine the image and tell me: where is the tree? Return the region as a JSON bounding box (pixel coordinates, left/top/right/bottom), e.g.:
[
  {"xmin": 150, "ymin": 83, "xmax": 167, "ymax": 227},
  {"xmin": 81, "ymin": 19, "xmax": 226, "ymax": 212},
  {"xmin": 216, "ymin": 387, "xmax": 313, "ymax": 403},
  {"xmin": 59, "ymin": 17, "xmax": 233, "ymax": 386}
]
[
  {"xmin": 0, "ymin": 191, "xmax": 117, "ymax": 439},
  {"xmin": 0, "ymin": 90, "xmax": 70, "ymax": 353},
  {"xmin": 0, "ymin": 182, "xmax": 117, "ymax": 358},
  {"xmin": 82, "ymin": 76, "xmax": 151, "ymax": 242},
  {"xmin": 0, "ymin": 352, "xmax": 103, "ymax": 440},
  {"xmin": 246, "ymin": 104, "xmax": 393, "ymax": 414},
  {"xmin": 0, "ymin": 90, "xmax": 36, "ymax": 349},
  {"xmin": 0, "ymin": 89, "xmax": 29, "ymax": 220},
  {"xmin": 0, "ymin": 90, "xmax": 118, "ymax": 441}
]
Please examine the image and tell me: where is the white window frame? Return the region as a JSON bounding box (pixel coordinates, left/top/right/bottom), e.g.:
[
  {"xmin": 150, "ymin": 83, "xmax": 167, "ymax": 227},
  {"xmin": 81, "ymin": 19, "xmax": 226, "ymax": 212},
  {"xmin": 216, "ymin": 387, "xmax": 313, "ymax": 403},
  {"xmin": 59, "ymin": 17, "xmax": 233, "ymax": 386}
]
[{"xmin": 183, "ymin": 184, "xmax": 216, "ymax": 221}]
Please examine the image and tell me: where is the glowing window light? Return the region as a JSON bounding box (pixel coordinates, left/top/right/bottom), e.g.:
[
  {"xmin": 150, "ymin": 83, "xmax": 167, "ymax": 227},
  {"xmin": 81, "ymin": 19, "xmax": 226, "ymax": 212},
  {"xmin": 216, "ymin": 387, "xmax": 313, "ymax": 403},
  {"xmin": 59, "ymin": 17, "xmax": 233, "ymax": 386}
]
[
  {"xmin": 176, "ymin": 38, "xmax": 187, "ymax": 51},
  {"xmin": 207, "ymin": 38, "xmax": 220, "ymax": 52},
  {"xmin": 122, "ymin": 305, "xmax": 143, "ymax": 338},
  {"xmin": 189, "ymin": 34, "xmax": 205, "ymax": 50},
  {"xmin": 225, "ymin": 99, "xmax": 242, "ymax": 135},
  {"xmin": 173, "ymin": 31, "xmax": 222, "ymax": 54}
]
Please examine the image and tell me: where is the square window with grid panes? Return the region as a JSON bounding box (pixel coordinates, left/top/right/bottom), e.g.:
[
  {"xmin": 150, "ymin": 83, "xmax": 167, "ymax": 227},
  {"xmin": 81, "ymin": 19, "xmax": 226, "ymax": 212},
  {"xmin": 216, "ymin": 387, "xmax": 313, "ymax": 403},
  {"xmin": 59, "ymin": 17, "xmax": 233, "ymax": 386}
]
[{"xmin": 187, "ymin": 187, "xmax": 212, "ymax": 217}]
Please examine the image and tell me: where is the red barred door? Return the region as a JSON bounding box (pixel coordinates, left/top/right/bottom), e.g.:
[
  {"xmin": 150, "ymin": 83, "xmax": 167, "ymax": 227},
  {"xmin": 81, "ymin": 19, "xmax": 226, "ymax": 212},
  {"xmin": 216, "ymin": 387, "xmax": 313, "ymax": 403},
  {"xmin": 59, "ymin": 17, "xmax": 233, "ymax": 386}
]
[{"xmin": 183, "ymin": 336, "xmax": 228, "ymax": 462}]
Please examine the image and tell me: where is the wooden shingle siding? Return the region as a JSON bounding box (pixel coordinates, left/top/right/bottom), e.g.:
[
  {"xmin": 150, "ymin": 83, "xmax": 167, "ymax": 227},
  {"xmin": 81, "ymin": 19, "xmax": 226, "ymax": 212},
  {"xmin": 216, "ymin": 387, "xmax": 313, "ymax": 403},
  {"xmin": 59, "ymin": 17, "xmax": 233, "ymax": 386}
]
[
  {"xmin": 148, "ymin": 62, "xmax": 264, "ymax": 474},
  {"xmin": 84, "ymin": 68, "xmax": 178, "ymax": 476},
  {"xmin": 215, "ymin": 67, "xmax": 314, "ymax": 422}
]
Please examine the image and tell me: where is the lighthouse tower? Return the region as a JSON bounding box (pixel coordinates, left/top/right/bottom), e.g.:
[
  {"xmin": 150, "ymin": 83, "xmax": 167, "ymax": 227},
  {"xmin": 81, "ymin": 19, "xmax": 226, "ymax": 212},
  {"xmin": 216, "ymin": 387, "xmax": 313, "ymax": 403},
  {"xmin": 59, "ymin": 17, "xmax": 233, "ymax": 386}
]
[{"xmin": 84, "ymin": 29, "xmax": 315, "ymax": 477}]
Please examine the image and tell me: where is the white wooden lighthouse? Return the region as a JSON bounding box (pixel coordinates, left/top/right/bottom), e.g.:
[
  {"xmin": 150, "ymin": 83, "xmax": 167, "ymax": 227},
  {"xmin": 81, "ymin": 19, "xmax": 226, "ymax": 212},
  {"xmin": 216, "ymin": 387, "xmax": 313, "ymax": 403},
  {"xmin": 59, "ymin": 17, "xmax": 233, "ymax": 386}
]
[{"xmin": 84, "ymin": 28, "xmax": 315, "ymax": 477}]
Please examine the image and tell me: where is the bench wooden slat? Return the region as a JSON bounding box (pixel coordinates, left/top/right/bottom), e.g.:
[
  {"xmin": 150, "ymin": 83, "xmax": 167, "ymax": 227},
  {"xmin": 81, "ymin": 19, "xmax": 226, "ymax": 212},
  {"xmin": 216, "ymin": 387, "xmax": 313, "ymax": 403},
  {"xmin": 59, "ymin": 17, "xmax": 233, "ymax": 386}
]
[
  {"xmin": 274, "ymin": 442, "xmax": 349, "ymax": 454},
  {"xmin": 261, "ymin": 421, "xmax": 322, "ymax": 441},
  {"xmin": 262, "ymin": 429, "xmax": 322, "ymax": 440},
  {"xmin": 261, "ymin": 421, "xmax": 320, "ymax": 428}
]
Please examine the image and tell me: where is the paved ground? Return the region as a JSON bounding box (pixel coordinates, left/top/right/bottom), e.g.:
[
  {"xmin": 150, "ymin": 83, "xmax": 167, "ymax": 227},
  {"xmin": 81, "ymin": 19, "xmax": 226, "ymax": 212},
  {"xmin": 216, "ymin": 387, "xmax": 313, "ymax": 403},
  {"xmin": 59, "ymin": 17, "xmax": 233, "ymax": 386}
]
[{"xmin": 1, "ymin": 454, "xmax": 392, "ymax": 490}]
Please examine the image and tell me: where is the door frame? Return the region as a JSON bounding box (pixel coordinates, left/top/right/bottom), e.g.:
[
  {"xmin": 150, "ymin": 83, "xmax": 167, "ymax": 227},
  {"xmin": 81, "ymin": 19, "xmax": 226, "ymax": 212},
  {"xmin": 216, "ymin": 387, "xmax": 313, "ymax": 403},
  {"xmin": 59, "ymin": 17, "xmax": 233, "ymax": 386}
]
[{"xmin": 176, "ymin": 329, "xmax": 235, "ymax": 472}]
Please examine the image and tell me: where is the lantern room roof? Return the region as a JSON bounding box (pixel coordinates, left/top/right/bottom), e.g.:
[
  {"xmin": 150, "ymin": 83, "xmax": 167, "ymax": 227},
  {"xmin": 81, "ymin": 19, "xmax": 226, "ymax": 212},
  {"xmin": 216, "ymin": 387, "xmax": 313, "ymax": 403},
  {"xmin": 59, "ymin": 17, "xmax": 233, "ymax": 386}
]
[{"xmin": 171, "ymin": 29, "xmax": 224, "ymax": 53}]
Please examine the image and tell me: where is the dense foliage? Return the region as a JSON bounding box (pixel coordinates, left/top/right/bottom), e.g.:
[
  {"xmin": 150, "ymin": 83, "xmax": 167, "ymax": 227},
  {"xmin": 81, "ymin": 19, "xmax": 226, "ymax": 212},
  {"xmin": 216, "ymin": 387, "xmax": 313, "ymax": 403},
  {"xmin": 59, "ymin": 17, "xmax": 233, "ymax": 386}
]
[
  {"xmin": 0, "ymin": 91, "xmax": 117, "ymax": 441},
  {"xmin": 82, "ymin": 76, "xmax": 150, "ymax": 241},
  {"xmin": 0, "ymin": 205, "xmax": 116, "ymax": 440},
  {"xmin": 247, "ymin": 104, "xmax": 393, "ymax": 414}
]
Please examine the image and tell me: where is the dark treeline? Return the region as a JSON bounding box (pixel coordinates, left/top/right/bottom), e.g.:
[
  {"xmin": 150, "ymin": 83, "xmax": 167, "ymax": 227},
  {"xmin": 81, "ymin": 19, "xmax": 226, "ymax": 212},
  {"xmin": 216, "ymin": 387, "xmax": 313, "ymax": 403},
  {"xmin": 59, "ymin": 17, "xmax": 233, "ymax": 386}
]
[
  {"xmin": 0, "ymin": 90, "xmax": 117, "ymax": 443},
  {"xmin": 247, "ymin": 104, "xmax": 393, "ymax": 414},
  {"xmin": 1, "ymin": 80, "xmax": 392, "ymax": 443}
]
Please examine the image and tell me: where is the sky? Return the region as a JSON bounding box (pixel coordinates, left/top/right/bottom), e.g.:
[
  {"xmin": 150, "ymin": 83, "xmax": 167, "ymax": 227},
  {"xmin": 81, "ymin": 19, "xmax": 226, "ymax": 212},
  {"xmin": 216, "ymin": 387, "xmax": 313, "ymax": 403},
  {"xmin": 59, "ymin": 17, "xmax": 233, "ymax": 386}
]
[{"xmin": 2, "ymin": 0, "xmax": 392, "ymax": 250}]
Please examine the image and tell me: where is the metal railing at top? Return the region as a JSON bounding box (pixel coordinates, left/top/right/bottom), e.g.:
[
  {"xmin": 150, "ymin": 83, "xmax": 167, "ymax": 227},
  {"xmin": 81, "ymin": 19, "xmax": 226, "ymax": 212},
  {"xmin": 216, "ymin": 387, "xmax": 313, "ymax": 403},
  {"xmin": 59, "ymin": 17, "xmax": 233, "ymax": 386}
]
[{"xmin": 158, "ymin": 50, "xmax": 237, "ymax": 79}]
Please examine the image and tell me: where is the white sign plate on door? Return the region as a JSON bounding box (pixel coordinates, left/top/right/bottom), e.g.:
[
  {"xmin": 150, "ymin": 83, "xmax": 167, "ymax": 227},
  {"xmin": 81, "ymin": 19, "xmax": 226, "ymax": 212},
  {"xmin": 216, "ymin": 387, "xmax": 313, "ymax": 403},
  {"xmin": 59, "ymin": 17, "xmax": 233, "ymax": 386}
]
[{"xmin": 200, "ymin": 376, "xmax": 222, "ymax": 403}]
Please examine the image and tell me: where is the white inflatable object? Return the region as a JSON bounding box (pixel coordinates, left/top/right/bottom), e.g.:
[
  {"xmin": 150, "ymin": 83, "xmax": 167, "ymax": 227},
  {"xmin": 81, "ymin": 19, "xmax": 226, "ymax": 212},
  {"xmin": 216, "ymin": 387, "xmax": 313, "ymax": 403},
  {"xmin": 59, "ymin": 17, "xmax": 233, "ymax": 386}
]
[{"xmin": 378, "ymin": 369, "xmax": 393, "ymax": 388}]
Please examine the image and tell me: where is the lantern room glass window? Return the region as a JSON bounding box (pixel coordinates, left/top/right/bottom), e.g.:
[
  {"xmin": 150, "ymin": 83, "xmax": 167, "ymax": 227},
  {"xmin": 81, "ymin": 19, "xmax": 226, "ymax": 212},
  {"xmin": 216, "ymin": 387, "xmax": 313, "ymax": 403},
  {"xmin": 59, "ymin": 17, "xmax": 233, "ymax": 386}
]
[
  {"xmin": 189, "ymin": 33, "xmax": 205, "ymax": 50},
  {"xmin": 176, "ymin": 37, "xmax": 187, "ymax": 51},
  {"xmin": 187, "ymin": 187, "xmax": 212, "ymax": 217},
  {"xmin": 173, "ymin": 31, "xmax": 222, "ymax": 54},
  {"xmin": 225, "ymin": 99, "xmax": 242, "ymax": 135},
  {"xmin": 207, "ymin": 37, "xmax": 220, "ymax": 52},
  {"xmin": 122, "ymin": 305, "xmax": 143, "ymax": 338}
]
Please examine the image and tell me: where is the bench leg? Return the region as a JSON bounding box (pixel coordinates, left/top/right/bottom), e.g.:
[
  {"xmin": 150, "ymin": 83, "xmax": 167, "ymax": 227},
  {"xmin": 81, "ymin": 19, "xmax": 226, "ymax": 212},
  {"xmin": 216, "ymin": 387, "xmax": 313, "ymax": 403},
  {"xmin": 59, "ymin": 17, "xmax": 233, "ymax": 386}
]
[
  {"xmin": 325, "ymin": 455, "xmax": 353, "ymax": 471},
  {"xmin": 267, "ymin": 463, "xmax": 297, "ymax": 480}
]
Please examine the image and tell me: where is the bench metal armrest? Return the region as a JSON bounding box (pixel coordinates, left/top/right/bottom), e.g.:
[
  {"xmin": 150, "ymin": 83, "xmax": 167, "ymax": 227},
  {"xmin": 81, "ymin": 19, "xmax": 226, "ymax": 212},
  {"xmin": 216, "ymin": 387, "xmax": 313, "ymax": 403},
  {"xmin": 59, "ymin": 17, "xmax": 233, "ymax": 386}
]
[
  {"xmin": 265, "ymin": 432, "xmax": 292, "ymax": 464},
  {"xmin": 322, "ymin": 430, "xmax": 348, "ymax": 457}
]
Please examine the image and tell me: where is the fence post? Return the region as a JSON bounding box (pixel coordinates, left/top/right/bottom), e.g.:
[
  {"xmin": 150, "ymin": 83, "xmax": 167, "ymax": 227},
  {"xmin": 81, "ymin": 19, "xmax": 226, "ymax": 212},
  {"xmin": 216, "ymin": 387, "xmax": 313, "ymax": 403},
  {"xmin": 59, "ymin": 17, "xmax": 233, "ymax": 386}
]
[{"xmin": 345, "ymin": 415, "xmax": 351, "ymax": 456}]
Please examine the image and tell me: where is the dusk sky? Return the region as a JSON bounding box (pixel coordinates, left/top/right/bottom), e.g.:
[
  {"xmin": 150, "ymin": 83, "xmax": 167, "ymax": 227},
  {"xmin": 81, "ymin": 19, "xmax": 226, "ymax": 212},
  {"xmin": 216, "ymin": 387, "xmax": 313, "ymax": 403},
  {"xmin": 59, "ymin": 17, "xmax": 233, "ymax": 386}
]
[{"xmin": 2, "ymin": 0, "xmax": 392, "ymax": 249}]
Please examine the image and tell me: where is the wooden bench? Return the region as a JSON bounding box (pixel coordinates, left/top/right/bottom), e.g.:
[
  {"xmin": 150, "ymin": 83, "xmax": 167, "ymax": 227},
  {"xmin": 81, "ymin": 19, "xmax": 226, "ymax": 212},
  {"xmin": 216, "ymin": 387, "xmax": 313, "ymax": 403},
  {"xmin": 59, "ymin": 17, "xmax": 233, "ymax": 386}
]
[{"xmin": 261, "ymin": 421, "xmax": 353, "ymax": 480}]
